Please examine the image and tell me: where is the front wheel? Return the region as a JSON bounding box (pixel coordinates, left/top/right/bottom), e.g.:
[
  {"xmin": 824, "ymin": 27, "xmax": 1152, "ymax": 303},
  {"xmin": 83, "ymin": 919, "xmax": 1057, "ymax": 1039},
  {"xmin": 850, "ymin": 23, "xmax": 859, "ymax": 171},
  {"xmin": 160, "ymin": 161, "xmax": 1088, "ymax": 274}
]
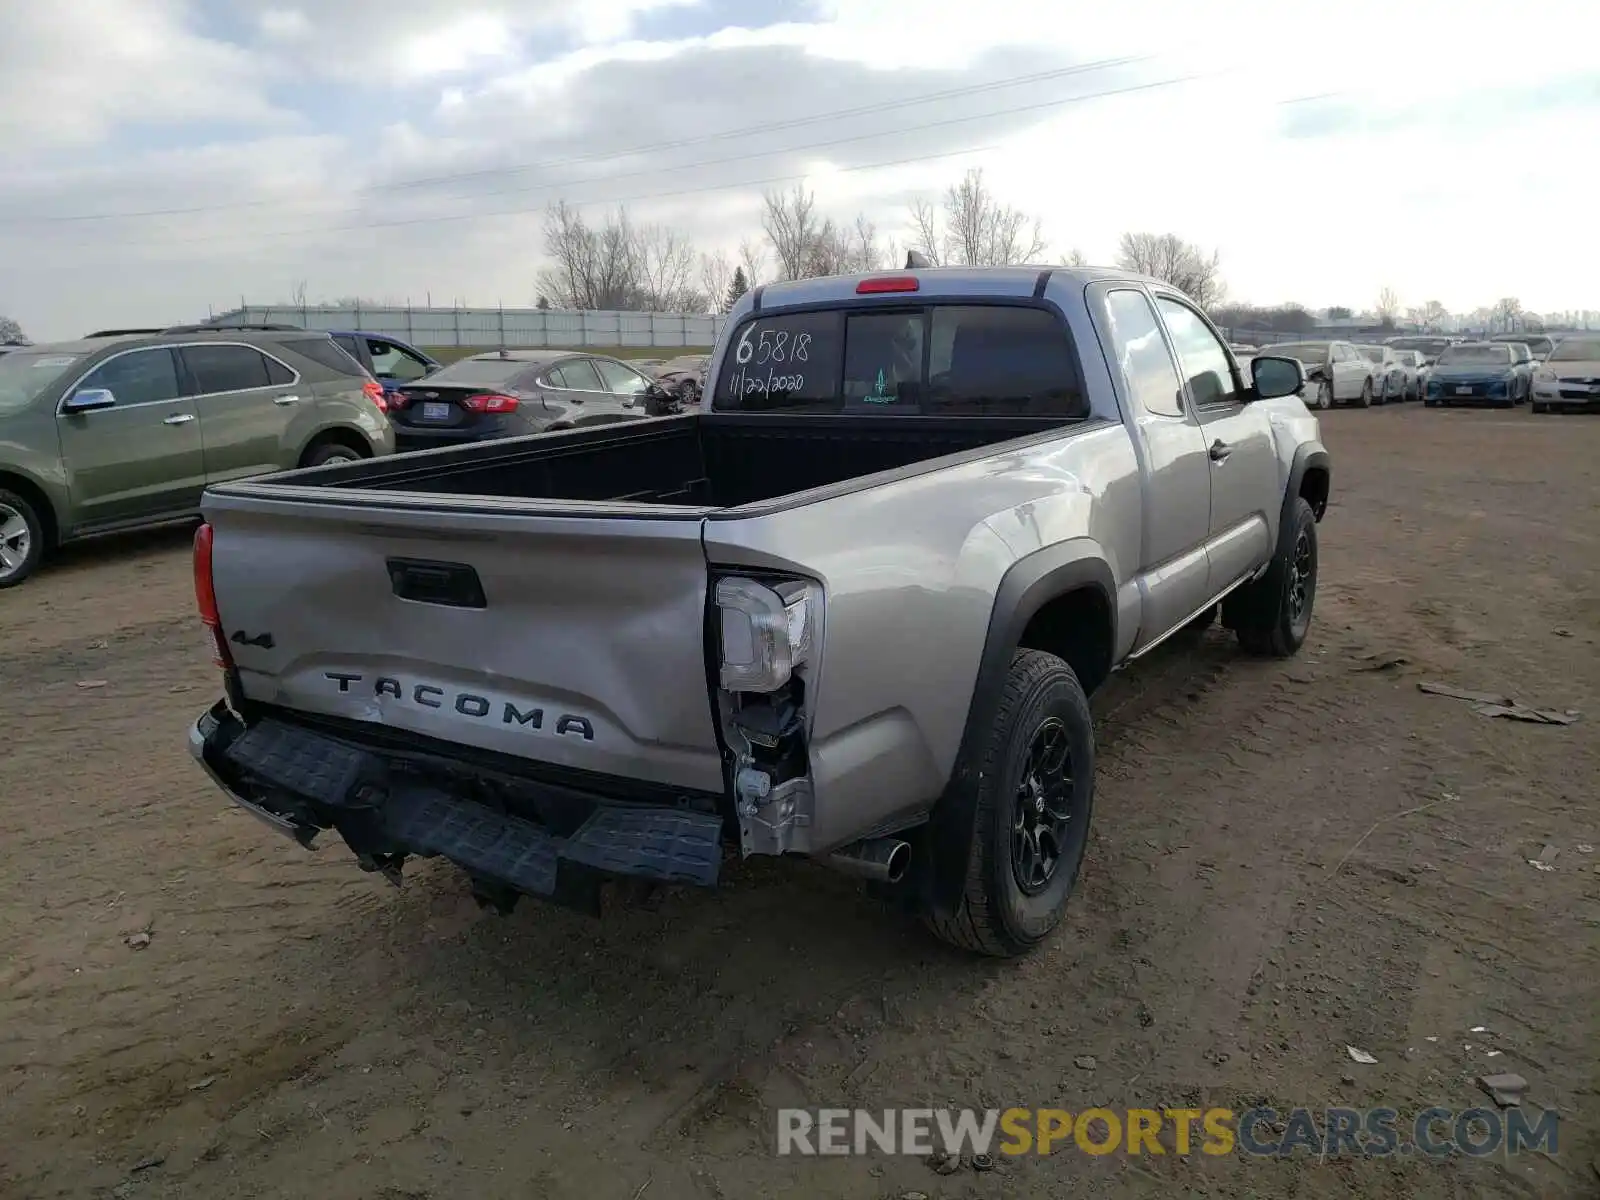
[
  {"xmin": 1315, "ymin": 380, "xmax": 1334, "ymax": 410},
  {"xmin": 924, "ymin": 650, "xmax": 1095, "ymax": 958},
  {"xmin": 0, "ymin": 489, "xmax": 45, "ymax": 589},
  {"xmin": 1532, "ymin": 400, "xmax": 1549, "ymax": 414},
  {"xmin": 1356, "ymin": 379, "xmax": 1373, "ymax": 408},
  {"xmin": 1225, "ymin": 496, "xmax": 1318, "ymax": 658}
]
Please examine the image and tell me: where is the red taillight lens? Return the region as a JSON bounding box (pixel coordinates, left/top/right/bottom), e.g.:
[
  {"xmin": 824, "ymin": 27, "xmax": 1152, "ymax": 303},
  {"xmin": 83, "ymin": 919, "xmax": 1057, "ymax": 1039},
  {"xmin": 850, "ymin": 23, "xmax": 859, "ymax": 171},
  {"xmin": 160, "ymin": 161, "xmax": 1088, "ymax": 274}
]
[
  {"xmin": 362, "ymin": 378, "xmax": 388, "ymax": 413},
  {"xmin": 193, "ymin": 523, "xmax": 232, "ymax": 669},
  {"xmin": 462, "ymin": 392, "xmax": 520, "ymax": 413},
  {"xmin": 856, "ymin": 275, "xmax": 920, "ymax": 294}
]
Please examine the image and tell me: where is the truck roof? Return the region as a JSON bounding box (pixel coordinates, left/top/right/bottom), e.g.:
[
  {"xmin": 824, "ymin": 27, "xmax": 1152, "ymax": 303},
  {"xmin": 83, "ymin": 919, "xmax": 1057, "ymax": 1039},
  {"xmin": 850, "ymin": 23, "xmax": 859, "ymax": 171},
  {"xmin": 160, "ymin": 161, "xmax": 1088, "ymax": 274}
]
[{"xmin": 748, "ymin": 265, "xmax": 1155, "ymax": 310}]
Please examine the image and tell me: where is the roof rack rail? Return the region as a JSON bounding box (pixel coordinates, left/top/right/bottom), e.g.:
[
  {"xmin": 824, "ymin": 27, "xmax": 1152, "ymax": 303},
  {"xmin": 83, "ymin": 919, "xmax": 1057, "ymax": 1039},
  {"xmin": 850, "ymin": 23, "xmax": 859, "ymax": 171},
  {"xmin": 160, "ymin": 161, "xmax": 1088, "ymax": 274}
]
[
  {"xmin": 160, "ymin": 322, "xmax": 305, "ymax": 334},
  {"xmin": 84, "ymin": 327, "xmax": 165, "ymax": 337}
]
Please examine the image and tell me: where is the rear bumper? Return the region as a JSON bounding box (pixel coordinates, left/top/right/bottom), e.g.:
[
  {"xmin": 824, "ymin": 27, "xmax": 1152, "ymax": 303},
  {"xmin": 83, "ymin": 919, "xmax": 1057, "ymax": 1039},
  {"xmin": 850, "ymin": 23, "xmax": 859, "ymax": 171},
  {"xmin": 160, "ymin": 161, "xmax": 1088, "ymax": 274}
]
[
  {"xmin": 187, "ymin": 701, "xmax": 726, "ymax": 895},
  {"xmin": 391, "ymin": 420, "xmax": 511, "ymax": 451}
]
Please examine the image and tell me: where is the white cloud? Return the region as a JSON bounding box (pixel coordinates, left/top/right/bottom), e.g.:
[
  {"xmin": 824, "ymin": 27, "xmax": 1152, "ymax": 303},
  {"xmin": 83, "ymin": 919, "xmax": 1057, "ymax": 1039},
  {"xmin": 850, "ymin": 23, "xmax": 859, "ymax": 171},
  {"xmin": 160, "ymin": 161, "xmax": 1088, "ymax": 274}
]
[{"xmin": 1, "ymin": 0, "xmax": 1598, "ymax": 340}]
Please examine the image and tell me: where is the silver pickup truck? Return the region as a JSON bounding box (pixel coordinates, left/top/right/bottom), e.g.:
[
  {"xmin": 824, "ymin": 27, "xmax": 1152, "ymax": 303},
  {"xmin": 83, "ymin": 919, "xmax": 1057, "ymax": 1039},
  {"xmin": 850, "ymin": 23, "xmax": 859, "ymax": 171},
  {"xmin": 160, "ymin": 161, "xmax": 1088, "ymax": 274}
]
[{"xmin": 186, "ymin": 266, "xmax": 1331, "ymax": 957}]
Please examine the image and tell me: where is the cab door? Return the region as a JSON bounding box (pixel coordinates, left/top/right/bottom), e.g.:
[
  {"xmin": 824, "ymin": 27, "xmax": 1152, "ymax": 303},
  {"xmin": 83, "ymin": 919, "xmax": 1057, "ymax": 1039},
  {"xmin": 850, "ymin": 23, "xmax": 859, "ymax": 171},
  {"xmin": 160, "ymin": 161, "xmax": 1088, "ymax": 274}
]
[
  {"xmin": 55, "ymin": 346, "xmax": 206, "ymax": 529},
  {"xmin": 1095, "ymin": 285, "xmax": 1214, "ymax": 645},
  {"xmin": 1151, "ymin": 293, "xmax": 1281, "ymax": 597}
]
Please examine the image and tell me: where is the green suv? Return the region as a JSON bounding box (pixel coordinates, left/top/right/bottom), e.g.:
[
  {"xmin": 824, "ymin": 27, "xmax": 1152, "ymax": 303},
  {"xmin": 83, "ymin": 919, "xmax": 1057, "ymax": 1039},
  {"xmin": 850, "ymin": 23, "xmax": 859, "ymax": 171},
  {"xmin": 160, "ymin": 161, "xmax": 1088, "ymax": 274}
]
[{"xmin": 0, "ymin": 325, "xmax": 395, "ymax": 587}]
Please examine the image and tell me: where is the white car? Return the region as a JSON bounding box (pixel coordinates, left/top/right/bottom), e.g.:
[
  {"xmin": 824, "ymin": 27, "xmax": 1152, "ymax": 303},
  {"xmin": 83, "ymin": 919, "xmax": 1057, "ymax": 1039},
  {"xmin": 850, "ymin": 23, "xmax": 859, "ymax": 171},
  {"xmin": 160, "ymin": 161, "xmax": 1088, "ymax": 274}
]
[
  {"xmin": 1268, "ymin": 340, "xmax": 1379, "ymax": 408},
  {"xmin": 1391, "ymin": 350, "xmax": 1429, "ymax": 400},
  {"xmin": 1531, "ymin": 334, "xmax": 1600, "ymax": 413},
  {"xmin": 1354, "ymin": 344, "xmax": 1408, "ymax": 403}
]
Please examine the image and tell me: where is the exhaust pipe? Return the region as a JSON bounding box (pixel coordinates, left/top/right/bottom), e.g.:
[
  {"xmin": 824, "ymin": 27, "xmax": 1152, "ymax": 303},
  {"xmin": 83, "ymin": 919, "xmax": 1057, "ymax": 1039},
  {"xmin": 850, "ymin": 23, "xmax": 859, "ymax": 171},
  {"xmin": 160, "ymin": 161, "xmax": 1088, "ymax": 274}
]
[{"xmin": 826, "ymin": 837, "xmax": 911, "ymax": 884}]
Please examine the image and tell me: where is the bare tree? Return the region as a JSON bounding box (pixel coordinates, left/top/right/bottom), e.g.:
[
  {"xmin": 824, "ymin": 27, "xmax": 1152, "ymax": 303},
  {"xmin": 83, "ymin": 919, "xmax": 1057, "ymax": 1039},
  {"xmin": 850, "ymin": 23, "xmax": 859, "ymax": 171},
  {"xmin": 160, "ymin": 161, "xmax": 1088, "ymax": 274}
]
[
  {"xmin": 1492, "ymin": 296, "xmax": 1523, "ymax": 332},
  {"xmin": 632, "ymin": 222, "xmax": 700, "ymax": 311},
  {"xmin": 1421, "ymin": 299, "xmax": 1448, "ymax": 329},
  {"xmin": 699, "ymin": 251, "xmax": 734, "ymax": 315},
  {"xmin": 907, "ymin": 197, "xmax": 944, "ymax": 266},
  {"xmin": 0, "ymin": 314, "xmax": 26, "ymax": 344},
  {"xmin": 1115, "ymin": 232, "xmax": 1226, "ymax": 309},
  {"xmin": 737, "ymin": 237, "xmax": 766, "ymax": 288},
  {"xmin": 537, "ymin": 201, "xmax": 641, "ymax": 311},
  {"xmin": 1376, "ymin": 286, "xmax": 1400, "ymax": 324},
  {"xmin": 761, "ymin": 186, "xmax": 823, "ymax": 281},
  {"xmin": 289, "ymin": 280, "xmax": 309, "ymax": 310},
  {"xmin": 907, "ymin": 169, "xmax": 1048, "ymax": 267},
  {"xmin": 1061, "ymin": 248, "xmax": 1089, "ymax": 268}
]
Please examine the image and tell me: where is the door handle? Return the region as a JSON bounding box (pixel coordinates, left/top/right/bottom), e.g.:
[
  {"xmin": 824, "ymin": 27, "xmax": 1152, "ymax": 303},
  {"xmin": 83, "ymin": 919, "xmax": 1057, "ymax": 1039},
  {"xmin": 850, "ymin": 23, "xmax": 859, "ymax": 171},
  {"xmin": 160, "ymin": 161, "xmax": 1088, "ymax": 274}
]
[
  {"xmin": 163, "ymin": 413, "xmax": 196, "ymax": 426},
  {"xmin": 1208, "ymin": 438, "xmax": 1232, "ymax": 462},
  {"xmin": 273, "ymin": 394, "xmax": 301, "ymax": 406}
]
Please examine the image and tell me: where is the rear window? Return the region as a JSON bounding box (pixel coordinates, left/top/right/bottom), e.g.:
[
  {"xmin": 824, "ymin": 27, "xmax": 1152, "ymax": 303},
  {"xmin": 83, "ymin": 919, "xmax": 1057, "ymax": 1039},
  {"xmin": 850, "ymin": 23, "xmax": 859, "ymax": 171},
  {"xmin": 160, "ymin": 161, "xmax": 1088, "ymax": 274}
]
[
  {"xmin": 715, "ymin": 304, "xmax": 1086, "ymax": 418},
  {"xmin": 423, "ymin": 358, "xmax": 540, "ymax": 388},
  {"xmin": 284, "ymin": 336, "xmax": 368, "ymax": 377},
  {"xmin": 1438, "ymin": 344, "xmax": 1511, "ymax": 365}
]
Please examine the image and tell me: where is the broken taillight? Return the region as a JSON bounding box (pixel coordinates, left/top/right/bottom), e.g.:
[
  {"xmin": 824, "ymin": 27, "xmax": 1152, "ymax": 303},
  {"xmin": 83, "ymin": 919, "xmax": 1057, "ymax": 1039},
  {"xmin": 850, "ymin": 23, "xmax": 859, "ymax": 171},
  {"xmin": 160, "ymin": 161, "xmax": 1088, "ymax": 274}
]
[{"xmin": 193, "ymin": 522, "xmax": 233, "ymax": 669}]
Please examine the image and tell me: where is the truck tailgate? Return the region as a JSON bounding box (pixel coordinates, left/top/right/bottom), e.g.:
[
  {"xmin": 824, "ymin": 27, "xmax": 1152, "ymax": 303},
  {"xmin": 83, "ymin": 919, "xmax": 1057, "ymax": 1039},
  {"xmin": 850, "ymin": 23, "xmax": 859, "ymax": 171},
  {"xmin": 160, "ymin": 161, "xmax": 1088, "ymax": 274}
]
[{"xmin": 204, "ymin": 489, "xmax": 725, "ymax": 794}]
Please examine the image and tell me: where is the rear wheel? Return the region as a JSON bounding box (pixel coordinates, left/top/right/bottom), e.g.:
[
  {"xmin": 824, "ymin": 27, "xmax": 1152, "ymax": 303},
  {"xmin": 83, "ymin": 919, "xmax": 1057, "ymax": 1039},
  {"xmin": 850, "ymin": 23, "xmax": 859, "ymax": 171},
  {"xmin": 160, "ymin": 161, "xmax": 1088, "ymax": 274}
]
[
  {"xmin": 1315, "ymin": 380, "xmax": 1334, "ymax": 410},
  {"xmin": 301, "ymin": 440, "xmax": 365, "ymax": 468},
  {"xmin": 1356, "ymin": 379, "xmax": 1373, "ymax": 408},
  {"xmin": 0, "ymin": 489, "xmax": 45, "ymax": 589},
  {"xmin": 924, "ymin": 649, "xmax": 1095, "ymax": 958}
]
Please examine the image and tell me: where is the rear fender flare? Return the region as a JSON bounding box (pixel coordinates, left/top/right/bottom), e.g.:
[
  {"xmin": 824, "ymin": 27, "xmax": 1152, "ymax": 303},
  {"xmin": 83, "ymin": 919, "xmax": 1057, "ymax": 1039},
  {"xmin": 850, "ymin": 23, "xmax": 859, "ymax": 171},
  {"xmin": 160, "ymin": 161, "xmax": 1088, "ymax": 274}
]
[{"xmin": 922, "ymin": 546, "xmax": 1116, "ymax": 917}]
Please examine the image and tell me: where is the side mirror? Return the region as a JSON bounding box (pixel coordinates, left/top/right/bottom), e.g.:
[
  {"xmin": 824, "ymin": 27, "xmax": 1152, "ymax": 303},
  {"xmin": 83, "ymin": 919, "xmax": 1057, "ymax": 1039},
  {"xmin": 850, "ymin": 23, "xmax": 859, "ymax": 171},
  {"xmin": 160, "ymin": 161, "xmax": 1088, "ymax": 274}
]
[
  {"xmin": 63, "ymin": 387, "xmax": 117, "ymax": 414},
  {"xmin": 1251, "ymin": 356, "xmax": 1305, "ymax": 401}
]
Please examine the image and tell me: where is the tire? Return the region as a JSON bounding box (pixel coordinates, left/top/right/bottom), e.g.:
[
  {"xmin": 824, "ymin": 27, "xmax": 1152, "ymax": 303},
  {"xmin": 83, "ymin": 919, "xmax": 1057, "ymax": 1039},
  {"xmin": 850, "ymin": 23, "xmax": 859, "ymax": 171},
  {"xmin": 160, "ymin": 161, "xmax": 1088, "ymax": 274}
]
[
  {"xmin": 1532, "ymin": 400, "xmax": 1548, "ymax": 414},
  {"xmin": 1227, "ymin": 496, "xmax": 1318, "ymax": 658},
  {"xmin": 0, "ymin": 488, "xmax": 46, "ymax": 589},
  {"xmin": 1315, "ymin": 380, "xmax": 1333, "ymax": 410},
  {"xmin": 1424, "ymin": 396, "xmax": 1439, "ymax": 407},
  {"xmin": 302, "ymin": 441, "xmax": 364, "ymax": 468},
  {"xmin": 924, "ymin": 649, "xmax": 1095, "ymax": 958},
  {"xmin": 1375, "ymin": 379, "xmax": 1389, "ymax": 405},
  {"xmin": 1356, "ymin": 379, "xmax": 1373, "ymax": 408}
]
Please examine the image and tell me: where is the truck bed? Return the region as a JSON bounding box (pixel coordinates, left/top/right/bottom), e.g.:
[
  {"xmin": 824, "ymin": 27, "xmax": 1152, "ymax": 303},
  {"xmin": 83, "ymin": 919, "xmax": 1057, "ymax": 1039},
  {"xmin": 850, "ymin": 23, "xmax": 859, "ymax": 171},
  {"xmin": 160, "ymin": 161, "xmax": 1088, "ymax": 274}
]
[{"xmin": 282, "ymin": 412, "xmax": 1070, "ymax": 511}]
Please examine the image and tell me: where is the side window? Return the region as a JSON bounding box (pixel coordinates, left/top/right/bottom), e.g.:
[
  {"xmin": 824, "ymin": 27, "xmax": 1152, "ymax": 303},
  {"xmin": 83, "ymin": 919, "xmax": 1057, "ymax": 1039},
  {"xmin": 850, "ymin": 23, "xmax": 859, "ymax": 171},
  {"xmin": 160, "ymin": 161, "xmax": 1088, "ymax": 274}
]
[
  {"xmin": 333, "ymin": 335, "xmax": 364, "ymax": 366},
  {"xmin": 77, "ymin": 348, "xmax": 182, "ymax": 407},
  {"xmin": 1155, "ymin": 298, "xmax": 1239, "ymax": 409},
  {"xmin": 842, "ymin": 311, "xmax": 924, "ymax": 409},
  {"xmin": 264, "ymin": 355, "xmax": 295, "ymax": 386},
  {"xmin": 1105, "ymin": 289, "xmax": 1184, "ymax": 418},
  {"xmin": 367, "ymin": 339, "xmax": 430, "ymax": 382},
  {"xmin": 182, "ymin": 345, "xmax": 272, "ymax": 394},
  {"xmin": 554, "ymin": 359, "xmax": 603, "ymax": 390},
  {"xmin": 926, "ymin": 306, "xmax": 1086, "ymax": 417},
  {"xmin": 593, "ymin": 358, "xmax": 649, "ymax": 395},
  {"xmin": 1332, "ymin": 345, "xmax": 1351, "ymax": 363}
]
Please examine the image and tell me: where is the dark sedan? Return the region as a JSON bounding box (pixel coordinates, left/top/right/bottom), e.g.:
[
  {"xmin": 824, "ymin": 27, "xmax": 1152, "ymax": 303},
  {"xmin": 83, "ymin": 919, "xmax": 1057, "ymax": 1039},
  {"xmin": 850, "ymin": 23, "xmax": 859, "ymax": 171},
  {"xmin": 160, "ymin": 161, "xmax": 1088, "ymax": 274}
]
[
  {"xmin": 1423, "ymin": 342, "xmax": 1528, "ymax": 408},
  {"xmin": 388, "ymin": 350, "xmax": 655, "ymax": 450}
]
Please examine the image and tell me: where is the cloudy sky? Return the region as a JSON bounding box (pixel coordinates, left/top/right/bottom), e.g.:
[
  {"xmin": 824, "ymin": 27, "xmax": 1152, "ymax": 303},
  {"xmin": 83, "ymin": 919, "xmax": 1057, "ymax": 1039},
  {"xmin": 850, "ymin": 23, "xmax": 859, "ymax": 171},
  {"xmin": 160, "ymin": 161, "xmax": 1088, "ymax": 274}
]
[{"xmin": 2, "ymin": 0, "xmax": 1597, "ymax": 340}]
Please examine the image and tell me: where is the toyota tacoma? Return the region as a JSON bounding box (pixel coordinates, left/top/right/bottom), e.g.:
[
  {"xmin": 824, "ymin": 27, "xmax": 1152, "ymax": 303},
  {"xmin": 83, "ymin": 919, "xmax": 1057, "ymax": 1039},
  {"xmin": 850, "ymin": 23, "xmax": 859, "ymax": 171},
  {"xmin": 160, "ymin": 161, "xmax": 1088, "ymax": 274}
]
[{"xmin": 185, "ymin": 265, "xmax": 1331, "ymax": 957}]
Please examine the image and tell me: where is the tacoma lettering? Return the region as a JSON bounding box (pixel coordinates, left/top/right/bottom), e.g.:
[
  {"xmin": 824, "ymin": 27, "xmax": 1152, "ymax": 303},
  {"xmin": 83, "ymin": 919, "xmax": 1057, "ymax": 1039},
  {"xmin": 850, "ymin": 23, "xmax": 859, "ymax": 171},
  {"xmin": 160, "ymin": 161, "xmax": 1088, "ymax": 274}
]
[{"xmin": 322, "ymin": 672, "xmax": 592, "ymax": 740}]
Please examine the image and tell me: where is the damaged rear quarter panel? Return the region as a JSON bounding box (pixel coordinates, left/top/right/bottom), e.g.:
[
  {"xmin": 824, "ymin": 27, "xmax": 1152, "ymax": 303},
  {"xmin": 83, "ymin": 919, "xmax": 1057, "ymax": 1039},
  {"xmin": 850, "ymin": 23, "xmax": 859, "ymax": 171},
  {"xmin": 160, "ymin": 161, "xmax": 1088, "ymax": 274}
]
[{"xmin": 703, "ymin": 419, "xmax": 1140, "ymax": 852}]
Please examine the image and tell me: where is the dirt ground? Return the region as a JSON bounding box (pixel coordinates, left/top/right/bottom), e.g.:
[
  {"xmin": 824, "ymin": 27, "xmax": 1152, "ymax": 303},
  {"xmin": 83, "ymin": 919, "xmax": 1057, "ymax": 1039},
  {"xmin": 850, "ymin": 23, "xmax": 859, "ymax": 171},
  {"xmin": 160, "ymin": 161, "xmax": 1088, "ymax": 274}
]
[{"xmin": 2, "ymin": 404, "xmax": 1597, "ymax": 1200}]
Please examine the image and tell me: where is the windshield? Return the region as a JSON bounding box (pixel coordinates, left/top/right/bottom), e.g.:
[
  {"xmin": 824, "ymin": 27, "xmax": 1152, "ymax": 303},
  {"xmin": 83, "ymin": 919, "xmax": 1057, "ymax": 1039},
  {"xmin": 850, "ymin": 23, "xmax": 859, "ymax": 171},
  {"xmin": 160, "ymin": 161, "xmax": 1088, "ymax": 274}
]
[
  {"xmin": 1549, "ymin": 337, "xmax": 1600, "ymax": 363},
  {"xmin": 1357, "ymin": 347, "xmax": 1385, "ymax": 364},
  {"xmin": 1437, "ymin": 344, "xmax": 1511, "ymax": 366},
  {"xmin": 417, "ymin": 358, "xmax": 539, "ymax": 388},
  {"xmin": 0, "ymin": 351, "xmax": 84, "ymax": 416},
  {"xmin": 1386, "ymin": 337, "xmax": 1452, "ymax": 356}
]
